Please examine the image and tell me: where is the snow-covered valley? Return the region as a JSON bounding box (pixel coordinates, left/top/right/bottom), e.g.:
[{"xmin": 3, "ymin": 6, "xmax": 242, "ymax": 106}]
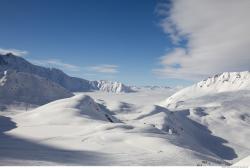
[
  {"xmin": 0, "ymin": 54, "xmax": 249, "ymax": 166},
  {"xmin": 2, "ymin": 0, "xmax": 250, "ymax": 165},
  {"xmin": 1, "ymin": 80, "xmax": 250, "ymax": 165}
]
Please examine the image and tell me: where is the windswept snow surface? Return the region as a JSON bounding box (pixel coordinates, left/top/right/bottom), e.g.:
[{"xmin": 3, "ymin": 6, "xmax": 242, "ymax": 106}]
[
  {"xmin": 233, "ymin": 155, "xmax": 250, "ymax": 166},
  {"xmin": 14, "ymin": 94, "xmax": 117, "ymax": 125},
  {"xmin": 0, "ymin": 76, "xmax": 249, "ymax": 165},
  {"xmin": 159, "ymin": 71, "xmax": 250, "ymax": 164},
  {"xmin": 0, "ymin": 88, "xmax": 228, "ymax": 166}
]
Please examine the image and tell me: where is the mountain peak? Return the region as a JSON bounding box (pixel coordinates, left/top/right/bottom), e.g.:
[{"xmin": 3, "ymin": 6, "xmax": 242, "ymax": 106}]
[
  {"xmin": 162, "ymin": 71, "xmax": 250, "ymax": 108},
  {"xmin": 90, "ymin": 80, "xmax": 134, "ymax": 93},
  {"xmin": 0, "ymin": 52, "xmax": 133, "ymax": 93},
  {"xmin": 197, "ymin": 71, "xmax": 250, "ymax": 91},
  {"xmin": 5, "ymin": 53, "xmax": 16, "ymax": 57}
]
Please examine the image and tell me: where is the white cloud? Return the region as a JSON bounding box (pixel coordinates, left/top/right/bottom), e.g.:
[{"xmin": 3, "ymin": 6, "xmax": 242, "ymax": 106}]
[
  {"xmin": 87, "ymin": 64, "xmax": 119, "ymax": 74},
  {"xmin": 154, "ymin": 0, "xmax": 250, "ymax": 80},
  {"xmin": 31, "ymin": 59, "xmax": 80, "ymax": 72},
  {"xmin": 0, "ymin": 48, "xmax": 28, "ymax": 57}
]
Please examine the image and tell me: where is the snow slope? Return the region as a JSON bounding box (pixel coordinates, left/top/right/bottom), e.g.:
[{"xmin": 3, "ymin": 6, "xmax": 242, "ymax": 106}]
[
  {"xmin": 1, "ymin": 71, "xmax": 249, "ymax": 165},
  {"xmin": 77, "ymin": 85, "xmax": 250, "ymax": 165},
  {"xmin": 158, "ymin": 71, "xmax": 250, "ymax": 164},
  {"xmin": 14, "ymin": 94, "xmax": 117, "ymax": 125},
  {"xmin": 1, "ymin": 92, "xmax": 226, "ymax": 166},
  {"xmin": 233, "ymin": 155, "xmax": 250, "ymax": 166},
  {"xmin": 163, "ymin": 71, "xmax": 250, "ymax": 108},
  {"xmin": 0, "ymin": 70, "xmax": 73, "ymax": 105}
]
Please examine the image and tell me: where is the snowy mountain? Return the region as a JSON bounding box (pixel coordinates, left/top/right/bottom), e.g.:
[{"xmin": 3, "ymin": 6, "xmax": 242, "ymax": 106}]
[
  {"xmin": 1, "ymin": 54, "xmax": 249, "ymax": 165},
  {"xmin": 0, "ymin": 53, "xmax": 134, "ymax": 93},
  {"xmin": 1, "ymin": 71, "xmax": 249, "ymax": 165},
  {"xmin": 196, "ymin": 71, "xmax": 250, "ymax": 92},
  {"xmin": 157, "ymin": 71, "xmax": 250, "ymax": 163},
  {"xmin": 6, "ymin": 93, "xmax": 227, "ymax": 166},
  {"xmin": 15, "ymin": 94, "xmax": 118, "ymax": 125},
  {"xmin": 0, "ymin": 53, "xmax": 91, "ymax": 92},
  {"xmin": 90, "ymin": 80, "xmax": 134, "ymax": 93},
  {"xmin": 0, "ymin": 70, "xmax": 73, "ymax": 105},
  {"xmin": 163, "ymin": 71, "xmax": 250, "ymax": 108}
]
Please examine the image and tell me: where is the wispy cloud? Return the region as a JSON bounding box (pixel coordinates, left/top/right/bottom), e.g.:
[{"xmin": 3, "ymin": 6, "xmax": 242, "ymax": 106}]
[
  {"xmin": 30, "ymin": 59, "xmax": 80, "ymax": 72},
  {"xmin": 154, "ymin": 0, "xmax": 250, "ymax": 80},
  {"xmin": 0, "ymin": 48, "xmax": 28, "ymax": 57},
  {"xmin": 87, "ymin": 64, "xmax": 119, "ymax": 74}
]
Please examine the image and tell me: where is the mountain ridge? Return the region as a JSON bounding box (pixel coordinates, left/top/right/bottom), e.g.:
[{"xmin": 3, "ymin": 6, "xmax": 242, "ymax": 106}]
[
  {"xmin": 0, "ymin": 53, "xmax": 134, "ymax": 93},
  {"xmin": 0, "ymin": 70, "xmax": 73, "ymax": 105},
  {"xmin": 162, "ymin": 71, "xmax": 250, "ymax": 108}
]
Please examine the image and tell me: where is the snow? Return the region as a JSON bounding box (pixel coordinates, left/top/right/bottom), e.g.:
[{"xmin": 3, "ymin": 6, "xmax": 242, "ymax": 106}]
[
  {"xmin": 162, "ymin": 71, "xmax": 250, "ymax": 108},
  {"xmin": 159, "ymin": 71, "xmax": 250, "ymax": 165},
  {"xmin": 14, "ymin": 94, "xmax": 117, "ymax": 125},
  {"xmin": 233, "ymin": 155, "xmax": 250, "ymax": 166},
  {"xmin": 90, "ymin": 80, "xmax": 134, "ymax": 93},
  {"xmin": 0, "ymin": 71, "xmax": 7, "ymax": 86},
  {"xmin": 79, "ymin": 87, "xmax": 177, "ymax": 117},
  {"xmin": 0, "ymin": 70, "xmax": 73, "ymax": 105},
  {"xmin": 0, "ymin": 53, "xmax": 91, "ymax": 92},
  {"xmin": 0, "ymin": 53, "xmax": 134, "ymax": 93},
  {"xmin": 0, "ymin": 88, "xmax": 231, "ymax": 165},
  {"xmin": 0, "ymin": 61, "xmax": 249, "ymax": 166}
]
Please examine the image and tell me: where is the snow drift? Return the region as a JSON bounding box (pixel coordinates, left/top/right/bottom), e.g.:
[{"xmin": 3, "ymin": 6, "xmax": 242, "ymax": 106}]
[{"xmin": 15, "ymin": 94, "xmax": 117, "ymax": 125}]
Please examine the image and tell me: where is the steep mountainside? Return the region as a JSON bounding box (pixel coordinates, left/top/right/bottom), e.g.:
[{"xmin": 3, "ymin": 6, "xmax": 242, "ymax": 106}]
[
  {"xmin": 0, "ymin": 53, "xmax": 90, "ymax": 92},
  {"xmin": 0, "ymin": 70, "xmax": 73, "ymax": 105},
  {"xmin": 0, "ymin": 53, "xmax": 134, "ymax": 93}
]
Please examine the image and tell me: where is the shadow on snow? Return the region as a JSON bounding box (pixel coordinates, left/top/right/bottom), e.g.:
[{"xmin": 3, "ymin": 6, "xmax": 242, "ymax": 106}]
[{"xmin": 0, "ymin": 116, "xmax": 112, "ymax": 165}]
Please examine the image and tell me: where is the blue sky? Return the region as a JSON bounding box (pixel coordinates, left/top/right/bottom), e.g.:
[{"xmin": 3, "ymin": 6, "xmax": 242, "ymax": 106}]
[
  {"xmin": 3, "ymin": 0, "xmax": 247, "ymax": 87},
  {"xmin": 0, "ymin": 0, "xmax": 193, "ymax": 87}
]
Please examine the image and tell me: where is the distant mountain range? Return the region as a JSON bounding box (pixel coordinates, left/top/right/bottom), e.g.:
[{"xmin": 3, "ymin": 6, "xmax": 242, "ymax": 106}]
[{"xmin": 0, "ymin": 53, "xmax": 134, "ymax": 105}]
